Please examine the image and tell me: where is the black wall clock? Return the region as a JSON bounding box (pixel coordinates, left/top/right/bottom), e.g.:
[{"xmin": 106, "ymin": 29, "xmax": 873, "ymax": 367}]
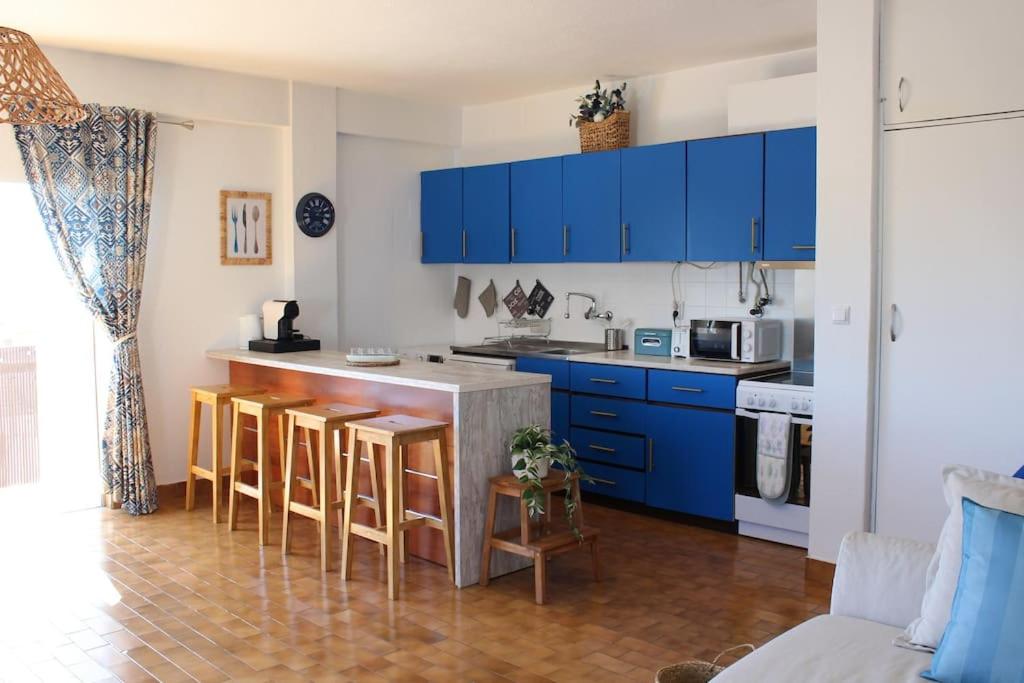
[{"xmin": 295, "ymin": 192, "xmax": 336, "ymax": 237}]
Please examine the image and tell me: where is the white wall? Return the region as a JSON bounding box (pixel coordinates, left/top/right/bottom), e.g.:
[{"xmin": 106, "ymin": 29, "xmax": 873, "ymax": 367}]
[
  {"xmin": 807, "ymin": 0, "xmax": 880, "ymax": 562},
  {"xmin": 452, "ymin": 48, "xmax": 816, "ymax": 348}
]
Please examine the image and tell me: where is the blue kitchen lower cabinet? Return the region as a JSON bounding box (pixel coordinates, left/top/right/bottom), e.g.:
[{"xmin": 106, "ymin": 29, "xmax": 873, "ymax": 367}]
[
  {"xmin": 579, "ymin": 460, "xmax": 645, "ymax": 503},
  {"xmin": 644, "ymin": 403, "xmax": 735, "ymax": 520},
  {"xmin": 551, "ymin": 390, "xmax": 569, "ymax": 446}
]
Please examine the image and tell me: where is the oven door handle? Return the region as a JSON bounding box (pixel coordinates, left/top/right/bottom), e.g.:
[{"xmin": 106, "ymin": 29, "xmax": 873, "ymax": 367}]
[{"xmin": 735, "ymin": 408, "xmax": 813, "ymax": 426}]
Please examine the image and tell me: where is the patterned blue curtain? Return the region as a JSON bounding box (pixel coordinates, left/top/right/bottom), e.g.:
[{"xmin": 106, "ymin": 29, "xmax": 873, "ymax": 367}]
[{"xmin": 14, "ymin": 104, "xmax": 159, "ymax": 515}]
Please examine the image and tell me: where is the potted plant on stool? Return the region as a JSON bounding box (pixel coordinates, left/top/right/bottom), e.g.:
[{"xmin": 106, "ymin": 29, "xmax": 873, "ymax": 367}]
[{"xmin": 509, "ymin": 425, "xmax": 588, "ymax": 537}]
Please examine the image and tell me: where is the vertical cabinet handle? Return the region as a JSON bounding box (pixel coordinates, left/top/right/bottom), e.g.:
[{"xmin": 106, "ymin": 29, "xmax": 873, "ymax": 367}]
[
  {"xmin": 890, "ymin": 303, "xmax": 899, "ymax": 342},
  {"xmin": 750, "ymin": 217, "xmax": 758, "ymax": 254},
  {"xmin": 511, "ymin": 227, "xmax": 517, "ymax": 259},
  {"xmin": 563, "ymin": 224, "xmax": 569, "ymax": 257},
  {"xmin": 420, "ymin": 232, "xmax": 424, "ymax": 260},
  {"xmin": 621, "ymin": 223, "xmax": 630, "ymax": 255},
  {"xmin": 897, "ymin": 76, "xmax": 906, "ymax": 113},
  {"xmin": 647, "ymin": 437, "xmax": 654, "ymax": 473},
  {"xmin": 461, "ymin": 228, "xmax": 467, "ymax": 259}
]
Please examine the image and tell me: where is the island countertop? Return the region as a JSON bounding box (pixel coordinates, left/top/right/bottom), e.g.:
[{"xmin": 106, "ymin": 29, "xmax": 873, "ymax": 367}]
[{"xmin": 206, "ymin": 349, "xmax": 551, "ymax": 393}]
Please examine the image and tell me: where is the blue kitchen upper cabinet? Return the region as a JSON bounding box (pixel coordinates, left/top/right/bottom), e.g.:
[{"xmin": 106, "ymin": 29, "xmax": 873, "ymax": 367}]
[
  {"xmin": 420, "ymin": 168, "xmax": 463, "ymax": 263},
  {"xmin": 764, "ymin": 127, "xmax": 816, "ymax": 261},
  {"xmin": 462, "ymin": 163, "xmax": 510, "ymax": 263},
  {"xmin": 686, "ymin": 133, "xmax": 764, "ymax": 262},
  {"xmin": 510, "ymin": 157, "xmax": 563, "ymax": 263},
  {"xmin": 645, "ymin": 404, "xmax": 735, "ymax": 520},
  {"xmin": 621, "ymin": 142, "xmax": 686, "ymax": 261},
  {"xmin": 562, "ymin": 150, "xmax": 621, "ymax": 262}
]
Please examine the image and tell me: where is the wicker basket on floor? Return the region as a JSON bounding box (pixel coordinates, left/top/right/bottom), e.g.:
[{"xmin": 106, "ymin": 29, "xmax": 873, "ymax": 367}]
[
  {"xmin": 578, "ymin": 110, "xmax": 630, "ymax": 152},
  {"xmin": 654, "ymin": 645, "xmax": 755, "ymax": 683}
]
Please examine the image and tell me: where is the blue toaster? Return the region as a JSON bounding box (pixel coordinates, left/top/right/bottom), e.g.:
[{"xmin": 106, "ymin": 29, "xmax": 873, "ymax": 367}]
[{"xmin": 634, "ymin": 328, "xmax": 673, "ymax": 357}]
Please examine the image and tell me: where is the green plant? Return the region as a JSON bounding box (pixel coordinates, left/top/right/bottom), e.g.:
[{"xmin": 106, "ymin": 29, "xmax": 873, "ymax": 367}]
[
  {"xmin": 509, "ymin": 424, "xmax": 589, "ymax": 539},
  {"xmin": 569, "ymin": 79, "xmax": 628, "ymax": 128}
]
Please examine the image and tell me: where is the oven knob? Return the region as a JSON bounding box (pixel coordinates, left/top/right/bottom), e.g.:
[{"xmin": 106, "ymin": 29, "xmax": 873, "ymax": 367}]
[
  {"xmin": 758, "ymin": 398, "xmax": 766, "ymax": 407},
  {"xmin": 746, "ymin": 396, "xmax": 755, "ymax": 406},
  {"xmin": 802, "ymin": 401, "xmax": 811, "ymax": 411},
  {"xmin": 768, "ymin": 398, "xmax": 777, "ymax": 408},
  {"xmin": 791, "ymin": 400, "xmax": 800, "ymax": 410}
]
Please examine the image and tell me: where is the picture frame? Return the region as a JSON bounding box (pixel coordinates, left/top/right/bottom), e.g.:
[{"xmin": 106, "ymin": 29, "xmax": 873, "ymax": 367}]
[{"xmin": 220, "ymin": 190, "xmax": 272, "ymax": 265}]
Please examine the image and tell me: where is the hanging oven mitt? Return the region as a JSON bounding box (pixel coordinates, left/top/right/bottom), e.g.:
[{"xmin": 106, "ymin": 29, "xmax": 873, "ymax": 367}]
[
  {"xmin": 756, "ymin": 412, "xmax": 793, "ymax": 502},
  {"xmin": 502, "ymin": 280, "xmax": 529, "ymax": 319},
  {"xmin": 526, "ymin": 279, "xmax": 554, "ymax": 318},
  {"xmin": 478, "ymin": 279, "xmax": 498, "ymax": 317},
  {"xmin": 454, "ymin": 276, "xmax": 471, "ymax": 319}
]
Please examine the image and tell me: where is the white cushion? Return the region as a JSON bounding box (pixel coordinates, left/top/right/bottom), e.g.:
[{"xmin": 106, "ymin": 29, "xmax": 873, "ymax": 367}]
[
  {"xmin": 901, "ymin": 465, "xmax": 1024, "ymax": 650},
  {"xmin": 711, "ymin": 615, "xmax": 931, "ymax": 682}
]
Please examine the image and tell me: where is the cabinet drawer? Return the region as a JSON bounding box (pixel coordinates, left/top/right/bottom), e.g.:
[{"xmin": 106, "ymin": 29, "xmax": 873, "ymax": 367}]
[
  {"xmin": 579, "ymin": 461, "xmax": 645, "ymax": 503},
  {"xmin": 515, "ymin": 356, "xmax": 569, "ymax": 390},
  {"xmin": 570, "ymin": 363, "xmax": 646, "ymax": 399},
  {"xmin": 647, "ymin": 370, "xmax": 736, "ymax": 409},
  {"xmin": 570, "ymin": 427, "xmax": 645, "ymax": 469},
  {"xmin": 571, "ymin": 395, "xmax": 646, "ymax": 434}
]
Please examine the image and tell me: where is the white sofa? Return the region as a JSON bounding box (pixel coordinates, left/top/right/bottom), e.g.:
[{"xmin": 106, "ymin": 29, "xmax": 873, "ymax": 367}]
[{"xmin": 713, "ymin": 532, "xmax": 937, "ymax": 681}]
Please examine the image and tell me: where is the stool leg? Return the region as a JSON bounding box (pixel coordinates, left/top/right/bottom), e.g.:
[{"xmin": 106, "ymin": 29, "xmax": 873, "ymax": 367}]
[
  {"xmin": 432, "ymin": 430, "xmax": 456, "ymax": 585},
  {"xmin": 210, "ymin": 400, "xmax": 223, "ymax": 523},
  {"xmin": 397, "ymin": 444, "xmax": 408, "ymax": 565},
  {"xmin": 479, "ymin": 484, "xmax": 498, "ymax": 587},
  {"xmin": 385, "ymin": 436, "xmax": 401, "ymax": 600},
  {"xmin": 319, "ymin": 425, "xmax": 334, "ymax": 573},
  {"xmin": 534, "ymin": 551, "xmax": 547, "ymax": 605},
  {"xmin": 227, "ymin": 403, "xmax": 243, "ymax": 531},
  {"xmin": 303, "ymin": 426, "xmax": 318, "ymax": 509},
  {"xmin": 368, "ymin": 443, "xmax": 386, "ymax": 557},
  {"xmin": 184, "ymin": 396, "xmax": 201, "ymax": 512},
  {"xmin": 340, "ymin": 428, "xmax": 360, "ymax": 580},
  {"xmin": 257, "ymin": 410, "xmax": 272, "ymax": 546},
  {"xmin": 281, "ymin": 413, "xmax": 298, "ymax": 555},
  {"xmin": 335, "ymin": 429, "xmax": 345, "ymax": 535},
  {"xmin": 519, "ymin": 498, "xmax": 531, "ymax": 546}
]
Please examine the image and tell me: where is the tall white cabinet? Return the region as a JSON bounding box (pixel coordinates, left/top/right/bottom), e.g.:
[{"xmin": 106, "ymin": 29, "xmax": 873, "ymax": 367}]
[
  {"xmin": 882, "ymin": 0, "xmax": 1024, "ymax": 125},
  {"xmin": 877, "ymin": 115, "xmax": 1024, "ymax": 542}
]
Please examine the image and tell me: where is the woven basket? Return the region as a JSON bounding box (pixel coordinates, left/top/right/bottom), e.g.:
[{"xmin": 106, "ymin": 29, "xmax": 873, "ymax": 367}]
[
  {"xmin": 578, "ymin": 110, "xmax": 630, "ymax": 153},
  {"xmin": 654, "ymin": 644, "xmax": 755, "ymax": 683}
]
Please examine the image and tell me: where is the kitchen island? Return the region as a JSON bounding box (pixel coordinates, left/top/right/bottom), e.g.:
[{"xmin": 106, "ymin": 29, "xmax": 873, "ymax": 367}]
[{"xmin": 207, "ymin": 348, "xmax": 550, "ymax": 587}]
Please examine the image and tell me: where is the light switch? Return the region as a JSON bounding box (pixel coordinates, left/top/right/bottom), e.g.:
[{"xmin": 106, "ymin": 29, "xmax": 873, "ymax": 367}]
[{"xmin": 832, "ymin": 305, "xmax": 850, "ymax": 324}]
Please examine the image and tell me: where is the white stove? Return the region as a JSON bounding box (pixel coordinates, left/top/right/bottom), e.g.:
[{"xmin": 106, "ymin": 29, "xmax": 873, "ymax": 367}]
[{"xmin": 736, "ymin": 371, "xmax": 814, "ymax": 417}]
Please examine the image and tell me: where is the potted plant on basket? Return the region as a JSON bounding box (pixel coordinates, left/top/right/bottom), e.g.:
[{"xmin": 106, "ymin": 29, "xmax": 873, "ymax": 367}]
[
  {"xmin": 569, "ymin": 79, "xmax": 629, "ymax": 153},
  {"xmin": 509, "ymin": 425, "xmax": 589, "ymax": 539}
]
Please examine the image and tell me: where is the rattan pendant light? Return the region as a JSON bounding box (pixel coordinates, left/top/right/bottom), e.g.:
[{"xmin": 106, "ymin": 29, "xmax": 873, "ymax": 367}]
[{"xmin": 0, "ymin": 26, "xmax": 86, "ymax": 125}]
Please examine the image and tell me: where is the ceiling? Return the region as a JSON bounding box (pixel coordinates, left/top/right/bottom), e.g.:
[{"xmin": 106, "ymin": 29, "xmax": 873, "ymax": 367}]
[{"xmin": 6, "ymin": 0, "xmax": 816, "ymax": 105}]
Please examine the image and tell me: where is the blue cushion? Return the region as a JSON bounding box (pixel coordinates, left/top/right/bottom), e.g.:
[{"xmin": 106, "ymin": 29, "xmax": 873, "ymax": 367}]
[
  {"xmin": 1015, "ymin": 465, "xmax": 1024, "ymax": 479},
  {"xmin": 923, "ymin": 498, "xmax": 1024, "ymax": 682}
]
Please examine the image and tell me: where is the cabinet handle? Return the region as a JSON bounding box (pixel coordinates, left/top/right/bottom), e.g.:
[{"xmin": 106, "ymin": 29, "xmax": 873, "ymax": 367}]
[
  {"xmin": 890, "ymin": 303, "xmax": 899, "ymax": 342},
  {"xmin": 647, "ymin": 437, "xmax": 654, "ymax": 473},
  {"xmin": 897, "ymin": 76, "xmax": 906, "ymax": 113},
  {"xmin": 462, "ymin": 228, "xmax": 467, "ymax": 259},
  {"xmin": 792, "ymin": 245, "xmax": 815, "ymax": 251},
  {"xmin": 589, "ymin": 410, "xmax": 617, "ymax": 418},
  {"xmin": 563, "ymin": 224, "xmax": 569, "ymax": 256},
  {"xmin": 621, "ymin": 223, "xmax": 630, "ymax": 255},
  {"xmin": 588, "ymin": 444, "xmax": 616, "ymax": 454},
  {"xmin": 750, "ymin": 217, "xmax": 758, "ymax": 254},
  {"xmin": 420, "ymin": 232, "xmax": 424, "ymax": 260},
  {"xmin": 590, "ymin": 476, "xmax": 617, "ymax": 487},
  {"xmin": 589, "ymin": 377, "xmax": 618, "ymax": 384},
  {"xmin": 511, "ymin": 226, "xmax": 517, "ymax": 259},
  {"xmin": 671, "ymin": 386, "xmax": 703, "ymax": 393}
]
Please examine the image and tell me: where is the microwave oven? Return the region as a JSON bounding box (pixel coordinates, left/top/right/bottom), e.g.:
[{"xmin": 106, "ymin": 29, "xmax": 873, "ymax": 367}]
[{"xmin": 671, "ymin": 319, "xmax": 783, "ymax": 363}]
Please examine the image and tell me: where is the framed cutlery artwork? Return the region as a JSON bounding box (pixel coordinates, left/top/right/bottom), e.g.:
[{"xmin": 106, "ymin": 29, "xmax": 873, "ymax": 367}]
[{"xmin": 220, "ymin": 190, "xmax": 272, "ymax": 265}]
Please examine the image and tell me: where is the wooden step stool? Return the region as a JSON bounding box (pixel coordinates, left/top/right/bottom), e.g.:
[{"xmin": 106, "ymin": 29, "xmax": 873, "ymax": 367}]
[
  {"xmin": 281, "ymin": 402, "xmax": 381, "ymax": 572},
  {"xmin": 480, "ymin": 473, "xmax": 601, "ymax": 605},
  {"xmin": 340, "ymin": 415, "xmax": 455, "ymax": 600},
  {"xmin": 227, "ymin": 393, "xmax": 313, "ymax": 545},
  {"xmin": 184, "ymin": 384, "xmax": 264, "ymax": 522}
]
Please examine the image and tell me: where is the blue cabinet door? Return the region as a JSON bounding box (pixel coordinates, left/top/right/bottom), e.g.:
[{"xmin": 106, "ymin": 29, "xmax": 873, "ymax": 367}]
[
  {"xmin": 462, "ymin": 163, "xmax": 510, "ymax": 263},
  {"xmin": 764, "ymin": 127, "xmax": 816, "ymax": 261},
  {"xmin": 420, "ymin": 168, "xmax": 462, "ymax": 263},
  {"xmin": 686, "ymin": 134, "xmax": 764, "ymax": 262},
  {"xmin": 511, "ymin": 157, "xmax": 563, "ymax": 263},
  {"xmin": 645, "ymin": 404, "xmax": 735, "ymax": 520},
  {"xmin": 562, "ymin": 150, "xmax": 621, "ymax": 262},
  {"xmin": 621, "ymin": 142, "xmax": 686, "ymax": 261},
  {"xmin": 551, "ymin": 390, "xmax": 570, "ymax": 446}
]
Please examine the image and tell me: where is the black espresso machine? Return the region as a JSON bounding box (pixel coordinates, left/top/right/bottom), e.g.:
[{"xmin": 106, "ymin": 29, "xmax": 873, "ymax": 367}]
[{"xmin": 248, "ymin": 299, "xmax": 321, "ymax": 353}]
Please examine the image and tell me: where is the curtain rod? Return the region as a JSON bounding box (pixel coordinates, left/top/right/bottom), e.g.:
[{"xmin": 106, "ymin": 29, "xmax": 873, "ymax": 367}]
[{"xmin": 156, "ymin": 118, "xmax": 195, "ymax": 131}]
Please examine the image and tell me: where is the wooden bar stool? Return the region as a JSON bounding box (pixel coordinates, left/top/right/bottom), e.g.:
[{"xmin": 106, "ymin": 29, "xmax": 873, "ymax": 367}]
[
  {"xmin": 281, "ymin": 402, "xmax": 381, "ymax": 572},
  {"xmin": 227, "ymin": 393, "xmax": 313, "ymax": 545},
  {"xmin": 184, "ymin": 384, "xmax": 264, "ymax": 522},
  {"xmin": 340, "ymin": 415, "xmax": 455, "ymax": 600},
  {"xmin": 480, "ymin": 473, "xmax": 600, "ymax": 605}
]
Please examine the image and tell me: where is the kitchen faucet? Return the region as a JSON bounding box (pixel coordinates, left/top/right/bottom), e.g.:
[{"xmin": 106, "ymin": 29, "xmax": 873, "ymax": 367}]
[{"xmin": 564, "ymin": 292, "xmax": 613, "ymax": 322}]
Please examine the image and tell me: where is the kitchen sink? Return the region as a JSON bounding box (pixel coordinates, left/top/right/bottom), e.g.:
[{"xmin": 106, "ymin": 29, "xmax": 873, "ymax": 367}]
[{"xmin": 450, "ymin": 339, "xmax": 607, "ymax": 359}]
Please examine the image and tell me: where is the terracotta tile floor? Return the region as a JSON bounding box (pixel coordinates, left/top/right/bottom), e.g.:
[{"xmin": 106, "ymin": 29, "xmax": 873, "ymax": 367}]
[{"xmin": 0, "ymin": 485, "xmax": 832, "ymax": 682}]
